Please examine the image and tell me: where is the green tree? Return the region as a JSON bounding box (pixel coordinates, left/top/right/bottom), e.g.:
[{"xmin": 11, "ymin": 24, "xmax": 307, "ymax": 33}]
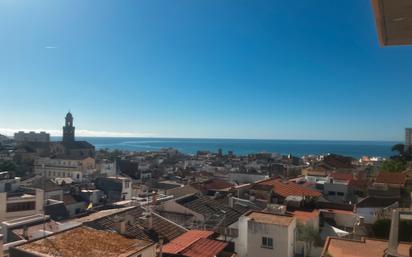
[
  {"xmin": 392, "ymin": 144, "xmax": 406, "ymax": 156},
  {"xmin": 297, "ymin": 222, "xmax": 320, "ymax": 257},
  {"xmin": 381, "ymin": 159, "xmax": 407, "ymax": 173},
  {"xmin": 108, "ymin": 149, "xmax": 123, "ymax": 161},
  {"xmin": 0, "ymin": 160, "xmax": 17, "ymax": 172}
]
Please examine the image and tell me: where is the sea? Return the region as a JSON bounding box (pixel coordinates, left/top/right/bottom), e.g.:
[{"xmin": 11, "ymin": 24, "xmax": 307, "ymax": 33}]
[{"xmin": 52, "ymin": 137, "xmax": 400, "ymax": 158}]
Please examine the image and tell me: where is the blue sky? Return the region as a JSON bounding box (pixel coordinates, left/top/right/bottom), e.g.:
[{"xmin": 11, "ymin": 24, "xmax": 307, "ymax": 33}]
[{"xmin": 0, "ymin": 0, "xmax": 411, "ymax": 140}]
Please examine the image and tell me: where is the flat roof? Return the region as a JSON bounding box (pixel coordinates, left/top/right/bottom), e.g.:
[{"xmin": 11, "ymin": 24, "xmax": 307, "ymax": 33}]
[
  {"xmin": 246, "ymin": 211, "xmax": 294, "ymax": 226},
  {"xmin": 16, "ymin": 226, "xmax": 153, "ymax": 257},
  {"xmin": 372, "ymin": 0, "xmax": 412, "ymax": 46},
  {"xmin": 71, "ymin": 206, "xmax": 136, "ymax": 223},
  {"xmin": 322, "ymin": 237, "xmax": 412, "ymax": 257}
]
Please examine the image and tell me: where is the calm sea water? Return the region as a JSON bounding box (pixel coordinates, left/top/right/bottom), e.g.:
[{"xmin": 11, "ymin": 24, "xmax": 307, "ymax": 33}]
[{"xmin": 53, "ymin": 137, "xmax": 399, "ymax": 158}]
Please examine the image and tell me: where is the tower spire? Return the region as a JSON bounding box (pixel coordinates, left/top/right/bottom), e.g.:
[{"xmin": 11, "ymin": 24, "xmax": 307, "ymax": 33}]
[{"xmin": 63, "ymin": 112, "xmax": 75, "ymax": 142}]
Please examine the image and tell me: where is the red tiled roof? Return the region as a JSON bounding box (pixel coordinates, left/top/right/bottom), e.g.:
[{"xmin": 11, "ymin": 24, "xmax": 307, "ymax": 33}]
[
  {"xmin": 162, "ymin": 230, "xmax": 214, "ymax": 254},
  {"xmin": 330, "ymin": 172, "xmax": 353, "ymax": 181},
  {"xmin": 348, "ymin": 178, "xmax": 368, "ymax": 188},
  {"xmin": 180, "ymin": 238, "xmax": 228, "ymax": 257},
  {"xmin": 375, "ymin": 172, "xmax": 407, "ymax": 185},
  {"xmin": 259, "ymin": 179, "xmax": 321, "ymax": 198},
  {"xmin": 321, "ymin": 209, "xmax": 354, "ymax": 215},
  {"xmin": 203, "ymin": 179, "xmax": 233, "ymax": 190},
  {"xmin": 292, "ymin": 210, "xmax": 319, "ymax": 223}
]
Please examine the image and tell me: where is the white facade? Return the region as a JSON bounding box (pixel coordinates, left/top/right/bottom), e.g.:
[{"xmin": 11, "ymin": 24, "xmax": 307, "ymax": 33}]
[
  {"xmin": 0, "ymin": 174, "xmax": 21, "ymax": 193},
  {"xmin": 98, "ymin": 160, "xmax": 117, "ymax": 177},
  {"xmin": 323, "ymin": 178, "xmax": 349, "ymax": 202},
  {"xmin": 108, "ymin": 176, "xmax": 133, "ymax": 201},
  {"xmin": 236, "ymin": 212, "xmax": 296, "ymax": 257},
  {"xmin": 34, "ymin": 157, "xmax": 96, "ymax": 182},
  {"xmin": 14, "ymin": 131, "xmax": 50, "ymax": 143}
]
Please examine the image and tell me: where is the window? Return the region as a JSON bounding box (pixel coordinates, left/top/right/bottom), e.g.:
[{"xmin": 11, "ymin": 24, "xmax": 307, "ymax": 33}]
[
  {"xmin": 7, "ymin": 202, "xmax": 36, "ymax": 212},
  {"xmin": 337, "ymin": 192, "xmax": 344, "ymax": 196},
  {"xmin": 124, "ymin": 181, "xmax": 130, "ymax": 189},
  {"xmin": 261, "ymin": 236, "xmax": 273, "ymax": 249},
  {"xmin": 328, "ymin": 191, "xmax": 336, "ymax": 196}
]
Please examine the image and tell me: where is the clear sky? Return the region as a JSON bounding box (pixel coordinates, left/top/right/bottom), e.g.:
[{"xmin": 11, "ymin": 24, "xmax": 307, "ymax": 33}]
[{"xmin": 0, "ymin": 0, "xmax": 411, "ymax": 140}]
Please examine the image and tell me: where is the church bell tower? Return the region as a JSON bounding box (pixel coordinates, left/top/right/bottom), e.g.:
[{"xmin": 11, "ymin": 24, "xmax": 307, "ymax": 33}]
[{"xmin": 63, "ymin": 112, "xmax": 75, "ymax": 142}]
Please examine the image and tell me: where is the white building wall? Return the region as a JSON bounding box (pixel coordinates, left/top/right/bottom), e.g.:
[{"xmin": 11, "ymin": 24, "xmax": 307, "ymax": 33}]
[
  {"xmin": 236, "ymin": 216, "xmax": 296, "ymax": 257},
  {"xmin": 323, "ymin": 182, "xmax": 348, "ymax": 202},
  {"xmin": 235, "ymin": 216, "xmax": 249, "ymax": 257}
]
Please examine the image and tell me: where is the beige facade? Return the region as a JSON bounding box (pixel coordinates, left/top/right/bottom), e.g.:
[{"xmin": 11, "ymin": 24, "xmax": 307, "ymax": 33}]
[
  {"xmin": 34, "ymin": 157, "xmax": 96, "ymax": 182},
  {"xmin": 0, "ymin": 189, "xmax": 44, "ymax": 222},
  {"xmin": 236, "ymin": 212, "xmax": 296, "ymax": 257}
]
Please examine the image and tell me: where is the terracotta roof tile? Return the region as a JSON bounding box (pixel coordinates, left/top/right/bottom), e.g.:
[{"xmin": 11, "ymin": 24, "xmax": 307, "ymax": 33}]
[
  {"xmin": 180, "ymin": 238, "xmax": 228, "ymax": 257},
  {"xmin": 330, "ymin": 172, "xmax": 353, "ymax": 181},
  {"xmin": 259, "ymin": 178, "xmax": 321, "ymax": 198},
  {"xmin": 162, "ymin": 230, "xmax": 214, "ymax": 254},
  {"xmin": 246, "ymin": 211, "xmax": 294, "ymax": 226},
  {"xmin": 375, "ymin": 172, "xmax": 407, "ymax": 185},
  {"xmin": 322, "ymin": 237, "xmax": 411, "ymax": 257},
  {"xmin": 292, "ymin": 210, "xmax": 319, "ymax": 223}
]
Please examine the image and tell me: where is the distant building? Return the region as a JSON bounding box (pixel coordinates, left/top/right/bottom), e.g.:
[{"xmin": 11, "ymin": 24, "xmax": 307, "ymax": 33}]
[
  {"xmin": 95, "ymin": 176, "xmax": 133, "ymax": 201},
  {"xmin": 97, "ymin": 159, "xmax": 117, "ymax": 177},
  {"xmin": 34, "ymin": 156, "xmax": 96, "ymax": 182},
  {"xmin": 236, "ymin": 211, "xmax": 297, "ymax": 257},
  {"xmin": 406, "ymin": 128, "xmax": 412, "ymax": 151},
  {"xmin": 63, "ymin": 112, "xmax": 75, "ymax": 142},
  {"xmin": 0, "ymin": 172, "xmax": 21, "ymax": 193},
  {"xmin": 228, "ymin": 172, "xmax": 269, "ymax": 184},
  {"xmin": 14, "ymin": 112, "xmax": 95, "ymax": 160},
  {"xmin": 14, "ymin": 131, "xmax": 50, "ymax": 143},
  {"xmin": 0, "ymin": 134, "xmax": 13, "ymax": 146}
]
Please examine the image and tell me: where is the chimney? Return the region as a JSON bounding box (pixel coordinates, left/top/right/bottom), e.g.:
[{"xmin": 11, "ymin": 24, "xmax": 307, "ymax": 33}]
[
  {"xmin": 148, "ymin": 212, "xmax": 153, "ymax": 230},
  {"xmin": 23, "ymin": 225, "xmax": 29, "ymax": 240},
  {"xmin": 388, "ymin": 209, "xmax": 400, "ymax": 256},
  {"xmin": 228, "ymin": 197, "xmax": 234, "ymax": 208},
  {"xmin": 119, "ymin": 220, "xmax": 127, "ymax": 235},
  {"xmin": 158, "ymin": 237, "xmax": 164, "ymax": 257}
]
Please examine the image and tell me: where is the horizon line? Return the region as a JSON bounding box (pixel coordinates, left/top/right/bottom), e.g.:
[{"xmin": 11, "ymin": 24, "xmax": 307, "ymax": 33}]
[{"xmin": 52, "ymin": 135, "xmax": 401, "ymax": 143}]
